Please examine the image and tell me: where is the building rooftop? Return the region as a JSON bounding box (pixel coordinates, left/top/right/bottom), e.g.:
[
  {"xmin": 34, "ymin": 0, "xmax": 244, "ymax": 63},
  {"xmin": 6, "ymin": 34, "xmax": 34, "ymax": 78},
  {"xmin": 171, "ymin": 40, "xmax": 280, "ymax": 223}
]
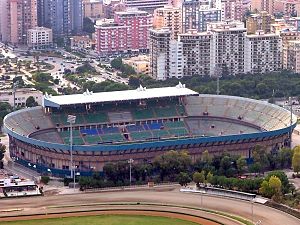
[
  {"xmin": 43, "ymin": 84, "xmax": 198, "ymax": 108},
  {"xmin": 28, "ymin": 27, "xmax": 52, "ymax": 32}
]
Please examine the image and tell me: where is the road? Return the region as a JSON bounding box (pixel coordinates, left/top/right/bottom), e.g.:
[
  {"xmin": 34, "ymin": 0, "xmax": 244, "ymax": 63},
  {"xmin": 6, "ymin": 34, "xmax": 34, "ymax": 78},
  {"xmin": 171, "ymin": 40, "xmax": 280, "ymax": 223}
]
[
  {"xmin": 92, "ymin": 61, "xmax": 129, "ymax": 85},
  {"xmin": 0, "ymin": 189, "xmax": 299, "ymax": 225}
]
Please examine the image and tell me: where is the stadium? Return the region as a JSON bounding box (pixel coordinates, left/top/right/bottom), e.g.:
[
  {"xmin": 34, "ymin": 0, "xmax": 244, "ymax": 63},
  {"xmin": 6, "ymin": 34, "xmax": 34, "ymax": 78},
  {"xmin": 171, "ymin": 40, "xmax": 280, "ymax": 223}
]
[{"xmin": 3, "ymin": 83, "xmax": 298, "ymax": 177}]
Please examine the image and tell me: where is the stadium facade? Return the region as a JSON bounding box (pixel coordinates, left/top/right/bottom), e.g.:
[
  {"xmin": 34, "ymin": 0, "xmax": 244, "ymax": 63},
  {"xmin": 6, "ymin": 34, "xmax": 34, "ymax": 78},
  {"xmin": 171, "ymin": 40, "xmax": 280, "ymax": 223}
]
[{"xmin": 4, "ymin": 85, "xmax": 297, "ymax": 177}]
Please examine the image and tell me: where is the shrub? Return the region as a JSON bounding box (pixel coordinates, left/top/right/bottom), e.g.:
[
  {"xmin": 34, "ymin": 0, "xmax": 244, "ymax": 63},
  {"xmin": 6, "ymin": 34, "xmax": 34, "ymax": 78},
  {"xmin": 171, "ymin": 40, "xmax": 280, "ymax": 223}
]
[{"xmin": 41, "ymin": 176, "xmax": 50, "ymax": 185}]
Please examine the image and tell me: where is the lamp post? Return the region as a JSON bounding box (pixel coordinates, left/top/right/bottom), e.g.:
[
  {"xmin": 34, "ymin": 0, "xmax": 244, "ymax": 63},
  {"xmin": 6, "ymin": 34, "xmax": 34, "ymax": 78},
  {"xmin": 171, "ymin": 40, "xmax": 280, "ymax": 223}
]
[
  {"xmin": 13, "ymin": 80, "xmax": 19, "ymax": 111},
  {"xmin": 128, "ymin": 158, "xmax": 134, "ymax": 186},
  {"xmin": 214, "ymin": 65, "xmax": 221, "ymax": 95},
  {"xmin": 251, "ymin": 199, "xmax": 254, "ymax": 224},
  {"xmin": 67, "ymin": 115, "xmax": 76, "ymax": 188}
]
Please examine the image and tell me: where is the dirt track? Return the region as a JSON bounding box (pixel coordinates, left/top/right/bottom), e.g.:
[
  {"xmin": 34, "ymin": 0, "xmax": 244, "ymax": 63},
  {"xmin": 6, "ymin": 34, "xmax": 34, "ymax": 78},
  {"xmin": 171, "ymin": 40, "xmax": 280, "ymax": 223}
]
[
  {"xmin": 0, "ymin": 188, "xmax": 299, "ymax": 225},
  {"xmin": 0, "ymin": 210, "xmax": 220, "ymax": 225}
]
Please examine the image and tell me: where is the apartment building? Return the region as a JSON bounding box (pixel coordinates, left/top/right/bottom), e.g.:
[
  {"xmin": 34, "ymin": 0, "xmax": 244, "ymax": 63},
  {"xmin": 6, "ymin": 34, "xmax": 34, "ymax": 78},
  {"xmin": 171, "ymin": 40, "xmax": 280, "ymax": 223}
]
[
  {"xmin": 37, "ymin": 0, "xmax": 83, "ymax": 36},
  {"xmin": 182, "ymin": 0, "xmax": 222, "ymax": 32},
  {"xmin": 0, "ymin": 0, "xmax": 37, "ymax": 44},
  {"xmin": 179, "ymin": 29, "xmax": 212, "ymax": 76},
  {"xmin": 149, "ymin": 28, "xmax": 183, "ymax": 80},
  {"xmin": 251, "ymin": 0, "xmax": 275, "ymax": 15},
  {"xmin": 208, "ymin": 20, "xmax": 246, "ymax": 76},
  {"xmin": 245, "ymin": 31, "xmax": 282, "ymax": 74},
  {"xmin": 153, "ymin": 6, "xmax": 182, "ymax": 40},
  {"xmin": 284, "ymin": 0, "xmax": 300, "ymax": 16},
  {"xmin": 27, "ymin": 27, "xmax": 53, "ymax": 50},
  {"xmin": 283, "ymin": 40, "xmax": 300, "ymax": 73},
  {"xmin": 95, "ymin": 19, "xmax": 127, "ymax": 56},
  {"xmin": 95, "ymin": 9, "xmax": 151, "ymax": 55},
  {"xmin": 149, "ymin": 28, "xmax": 172, "ymax": 80},
  {"xmin": 114, "ymin": 9, "xmax": 151, "ymax": 51},
  {"xmin": 222, "ymin": 0, "xmax": 244, "ymax": 21},
  {"xmin": 83, "ymin": 0, "xmax": 104, "ymax": 18},
  {"xmin": 246, "ymin": 11, "xmax": 275, "ymax": 34},
  {"xmin": 123, "ymin": 0, "xmax": 170, "ymax": 13},
  {"xmin": 281, "ymin": 31, "xmax": 300, "ymax": 71},
  {"xmin": 286, "ymin": 17, "xmax": 300, "ymax": 31}
]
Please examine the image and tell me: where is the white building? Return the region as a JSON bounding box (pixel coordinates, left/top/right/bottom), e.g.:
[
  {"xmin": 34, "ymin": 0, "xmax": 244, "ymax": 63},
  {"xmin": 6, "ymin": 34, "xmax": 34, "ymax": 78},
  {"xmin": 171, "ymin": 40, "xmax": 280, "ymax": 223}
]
[
  {"xmin": 149, "ymin": 27, "xmax": 184, "ymax": 80},
  {"xmin": 208, "ymin": 20, "xmax": 246, "ymax": 76},
  {"xmin": 123, "ymin": 0, "xmax": 169, "ymax": 12},
  {"xmin": 245, "ymin": 30, "xmax": 282, "ymax": 74},
  {"xmin": 179, "ymin": 29, "xmax": 212, "ymax": 76},
  {"xmin": 149, "ymin": 28, "xmax": 171, "ymax": 80},
  {"xmin": 169, "ymin": 40, "xmax": 183, "ymax": 79},
  {"xmin": 27, "ymin": 27, "xmax": 53, "ymax": 50},
  {"xmin": 150, "ymin": 21, "xmax": 283, "ymax": 80},
  {"xmin": 0, "ymin": 88, "xmax": 43, "ymax": 107}
]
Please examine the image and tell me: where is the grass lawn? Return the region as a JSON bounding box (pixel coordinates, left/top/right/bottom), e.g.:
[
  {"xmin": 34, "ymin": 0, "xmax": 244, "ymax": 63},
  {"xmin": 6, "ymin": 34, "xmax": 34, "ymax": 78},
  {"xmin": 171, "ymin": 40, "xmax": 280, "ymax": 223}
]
[{"xmin": 2, "ymin": 215, "xmax": 200, "ymax": 225}]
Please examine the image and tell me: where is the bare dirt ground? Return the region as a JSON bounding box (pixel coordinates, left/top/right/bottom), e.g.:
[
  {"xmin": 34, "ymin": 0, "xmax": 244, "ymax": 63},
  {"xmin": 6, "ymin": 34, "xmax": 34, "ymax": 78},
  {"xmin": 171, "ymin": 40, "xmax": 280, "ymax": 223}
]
[{"xmin": 0, "ymin": 189, "xmax": 299, "ymax": 225}]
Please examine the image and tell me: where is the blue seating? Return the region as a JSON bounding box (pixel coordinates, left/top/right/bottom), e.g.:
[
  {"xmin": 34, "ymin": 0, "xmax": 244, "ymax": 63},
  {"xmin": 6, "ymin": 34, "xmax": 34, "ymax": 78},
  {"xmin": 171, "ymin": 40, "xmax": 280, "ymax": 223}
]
[
  {"xmin": 143, "ymin": 124, "xmax": 150, "ymax": 130},
  {"xmin": 80, "ymin": 129, "xmax": 98, "ymax": 135},
  {"xmin": 148, "ymin": 122, "xmax": 163, "ymax": 130},
  {"xmin": 127, "ymin": 124, "xmax": 144, "ymax": 132},
  {"xmin": 102, "ymin": 127, "xmax": 119, "ymax": 134}
]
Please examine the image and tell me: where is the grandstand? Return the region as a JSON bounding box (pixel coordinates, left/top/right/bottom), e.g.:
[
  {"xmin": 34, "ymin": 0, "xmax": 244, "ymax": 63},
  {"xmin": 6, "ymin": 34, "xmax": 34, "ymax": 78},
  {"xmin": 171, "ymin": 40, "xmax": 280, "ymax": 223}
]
[{"xmin": 3, "ymin": 84, "xmax": 297, "ymax": 176}]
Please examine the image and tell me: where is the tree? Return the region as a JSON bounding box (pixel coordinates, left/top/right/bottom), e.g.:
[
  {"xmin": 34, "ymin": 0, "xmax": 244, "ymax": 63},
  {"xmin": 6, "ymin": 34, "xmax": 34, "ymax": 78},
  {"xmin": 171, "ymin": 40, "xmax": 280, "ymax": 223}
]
[
  {"xmin": 252, "ymin": 145, "xmax": 270, "ymax": 174},
  {"xmin": 0, "ymin": 102, "xmax": 12, "ymax": 128},
  {"xmin": 83, "ymin": 17, "xmax": 95, "ymax": 35},
  {"xmin": 265, "ymin": 170, "xmax": 289, "ymax": 193},
  {"xmin": 76, "ymin": 63, "xmax": 96, "ymax": 74},
  {"xmin": 153, "ymin": 150, "xmax": 191, "ymax": 181},
  {"xmin": 0, "ymin": 143, "xmax": 6, "ymax": 169},
  {"xmin": 129, "ymin": 76, "xmax": 140, "ymax": 88},
  {"xmin": 26, "ymin": 96, "xmax": 38, "ymax": 107},
  {"xmin": 278, "ymin": 148, "xmax": 293, "ymax": 168},
  {"xmin": 260, "ymin": 175, "xmax": 283, "ymax": 202},
  {"xmin": 206, "ymin": 171, "xmax": 213, "ymax": 185},
  {"xmin": 259, "ymin": 180, "xmax": 273, "ymax": 198},
  {"xmin": 268, "ymin": 175, "xmax": 282, "ymax": 194},
  {"xmin": 41, "ymin": 176, "xmax": 50, "ymax": 185},
  {"xmin": 177, "ymin": 172, "xmax": 191, "ymax": 187},
  {"xmin": 292, "ymin": 146, "xmax": 300, "ymax": 174},
  {"xmin": 111, "ymin": 58, "xmax": 123, "ymax": 70},
  {"xmin": 237, "ymin": 157, "xmax": 247, "ymax": 175},
  {"xmin": 193, "ymin": 171, "xmax": 205, "ymax": 188},
  {"xmin": 32, "ymin": 72, "xmax": 53, "ymax": 84}
]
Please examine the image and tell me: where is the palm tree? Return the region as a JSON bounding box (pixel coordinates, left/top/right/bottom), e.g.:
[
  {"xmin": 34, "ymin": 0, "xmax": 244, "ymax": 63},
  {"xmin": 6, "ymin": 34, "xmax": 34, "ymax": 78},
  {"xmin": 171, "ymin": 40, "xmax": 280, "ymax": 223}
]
[{"xmin": 33, "ymin": 53, "xmax": 40, "ymax": 72}]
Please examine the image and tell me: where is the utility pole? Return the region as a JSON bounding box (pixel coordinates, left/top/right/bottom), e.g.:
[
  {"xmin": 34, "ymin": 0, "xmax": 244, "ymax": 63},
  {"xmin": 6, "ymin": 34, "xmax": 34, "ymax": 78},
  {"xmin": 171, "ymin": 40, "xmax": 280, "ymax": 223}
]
[
  {"xmin": 289, "ymin": 97, "xmax": 293, "ymax": 147},
  {"xmin": 217, "ymin": 76, "xmax": 220, "ymax": 95},
  {"xmin": 128, "ymin": 158, "xmax": 134, "ymax": 186}
]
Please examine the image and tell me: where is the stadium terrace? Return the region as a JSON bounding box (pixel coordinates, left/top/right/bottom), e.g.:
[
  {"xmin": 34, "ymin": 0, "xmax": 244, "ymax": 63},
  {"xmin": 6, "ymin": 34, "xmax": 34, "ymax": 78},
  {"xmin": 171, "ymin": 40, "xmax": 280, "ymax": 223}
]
[{"xmin": 4, "ymin": 85, "xmax": 298, "ymax": 177}]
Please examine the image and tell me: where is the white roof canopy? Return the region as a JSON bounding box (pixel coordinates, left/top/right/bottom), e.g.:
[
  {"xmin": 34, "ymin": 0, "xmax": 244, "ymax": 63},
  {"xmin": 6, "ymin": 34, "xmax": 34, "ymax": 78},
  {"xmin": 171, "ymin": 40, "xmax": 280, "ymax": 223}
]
[{"xmin": 43, "ymin": 84, "xmax": 198, "ymax": 108}]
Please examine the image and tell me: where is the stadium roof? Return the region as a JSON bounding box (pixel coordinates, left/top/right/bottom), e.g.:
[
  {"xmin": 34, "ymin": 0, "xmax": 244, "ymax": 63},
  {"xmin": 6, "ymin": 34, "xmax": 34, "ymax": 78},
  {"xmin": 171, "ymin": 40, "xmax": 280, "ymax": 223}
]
[{"xmin": 42, "ymin": 83, "xmax": 198, "ymax": 108}]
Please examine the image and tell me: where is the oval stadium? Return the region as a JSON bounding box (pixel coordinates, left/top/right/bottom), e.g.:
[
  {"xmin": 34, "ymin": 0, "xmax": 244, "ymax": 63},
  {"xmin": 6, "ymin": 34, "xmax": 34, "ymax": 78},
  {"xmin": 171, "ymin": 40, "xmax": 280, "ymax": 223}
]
[{"xmin": 3, "ymin": 84, "xmax": 297, "ymax": 177}]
